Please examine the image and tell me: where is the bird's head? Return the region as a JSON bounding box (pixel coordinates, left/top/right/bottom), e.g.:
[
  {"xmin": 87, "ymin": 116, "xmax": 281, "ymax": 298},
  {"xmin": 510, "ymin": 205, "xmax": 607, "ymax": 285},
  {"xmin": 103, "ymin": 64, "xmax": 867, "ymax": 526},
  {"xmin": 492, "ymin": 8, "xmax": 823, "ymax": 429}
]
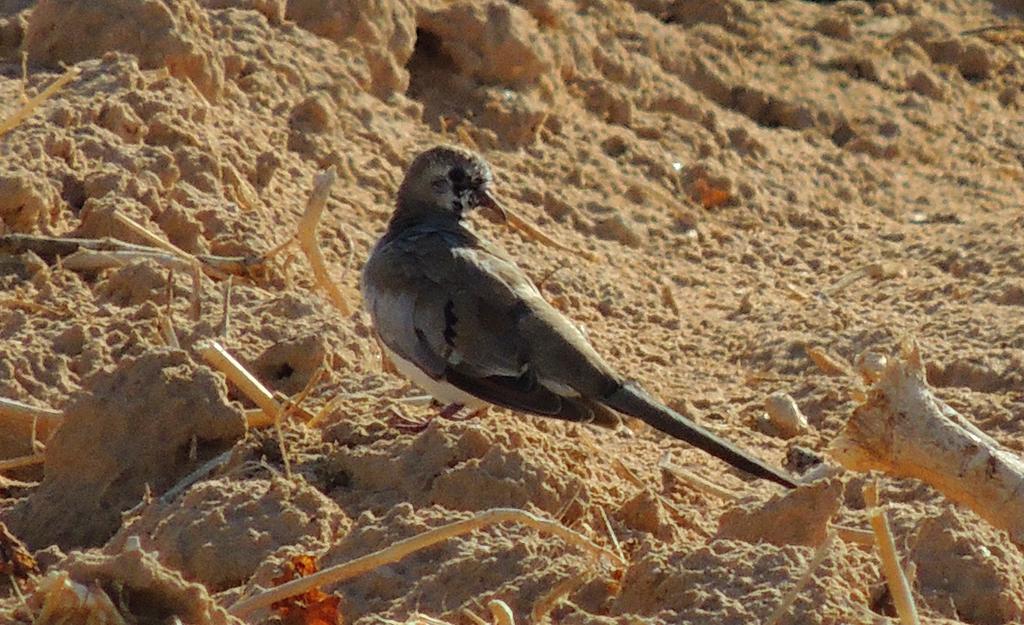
[{"xmin": 395, "ymin": 145, "xmax": 507, "ymax": 224}]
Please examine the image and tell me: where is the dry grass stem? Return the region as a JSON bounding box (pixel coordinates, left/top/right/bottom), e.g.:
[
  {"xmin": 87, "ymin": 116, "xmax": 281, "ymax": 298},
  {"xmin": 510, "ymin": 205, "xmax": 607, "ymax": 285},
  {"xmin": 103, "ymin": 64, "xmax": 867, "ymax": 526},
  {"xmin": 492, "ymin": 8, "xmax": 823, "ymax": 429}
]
[
  {"xmin": 805, "ymin": 346, "xmax": 852, "ymax": 377},
  {"xmin": 158, "ymin": 314, "xmax": 179, "ymax": 348},
  {"xmin": 831, "ymin": 524, "xmax": 874, "ymax": 546},
  {"xmin": 60, "ymin": 249, "xmax": 193, "ymax": 273},
  {"xmin": 0, "ymin": 234, "xmax": 264, "ymax": 278},
  {"xmin": 220, "ymin": 275, "xmax": 233, "ymax": 339},
  {"xmin": 244, "ymin": 407, "xmax": 270, "ymax": 426},
  {"xmin": 531, "ymin": 575, "xmax": 586, "ymax": 624},
  {"xmin": 765, "ymin": 531, "xmax": 836, "ymax": 625},
  {"xmin": 823, "ymin": 266, "xmax": 871, "ymax": 296},
  {"xmin": 0, "ymin": 453, "xmax": 46, "ymax": 472},
  {"xmin": 411, "ymin": 615, "xmax": 459, "ymax": 625},
  {"xmin": 659, "ymin": 454, "xmax": 742, "ymax": 500},
  {"xmin": 260, "ymin": 235, "xmax": 297, "ymax": 261},
  {"xmin": 160, "ymin": 449, "xmax": 233, "ymax": 503},
  {"xmin": 111, "ymin": 212, "xmax": 197, "ymax": 264},
  {"xmin": 0, "ymin": 297, "xmax": 62, "ymax": 316},
  {"xmin": 961, "ymin": 23, "xmax": 1024, "ymax": 36},
  {"xmin": 455, "ymin": 123, "xmax": 481, "ymax": 151},
  {"xmin": 0, "ymin": 397, "xmax": 63, "ymax": 433},
  {"xmin": 460, "ymin": 609, "xmax": 489, "ymax": 625},
  {"xmin": 597, "ymin": 505, "xmax": 625, "ymax": 563},
  {"xmin": 296, "ymin": 167, "xmax": 350, "ymax": 315},
  {"xmin": 19, "ymin": 51, "xmax": 28, "ymax": 104},
  {"xmin": 487, "ymin": 600, "xmax": 515, "ymax": 625},
  {"xmin": 503, "ymin": 205, "xmax": 587, "ymax": 258},
  {"xmin": 863, "ymin": 482, "xmax": 920, "ymax": 625},
  {"xmin": 189, "ymin": 262, "xmax": 202, "ymax": 321},
  {"xmin": 0, "ymin": 65, "xmax": 81, "ymax": 138},
  {"xmin": 198, "ymin": 341, "xmax": 283, "ymax": 422},
  {"xmin": 270, "ymin": 366, "xmax": 324, "ymax": 480},
  {"xmin": 228, "ymin": 508, "xmax": 625, "ymax": 617}
]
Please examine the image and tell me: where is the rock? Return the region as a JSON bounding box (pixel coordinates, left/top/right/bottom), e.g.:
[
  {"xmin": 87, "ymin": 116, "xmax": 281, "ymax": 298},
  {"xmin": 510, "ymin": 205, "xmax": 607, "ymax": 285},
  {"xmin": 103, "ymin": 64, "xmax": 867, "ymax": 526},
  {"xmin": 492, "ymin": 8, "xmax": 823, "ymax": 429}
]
[
  {"xmin": 24, "ymin": 0, "xmax": 224, "ymax": 99},
  {"xmin": 717, "ymin": 479, "xmax": 843, "ymax": 546},
  {"xmin": 37, "ymin": 543, "xmax": 239, "ymax": 625},
  {"xmin": 594, "ymin": 213, "xmax": 643, "ymax": 247},
  {"xmin": 2, "ymin": 350, "xmax": 246, "ymax": 549},
  {"xmin": 764, "ymin": 392, "xmax": 809, "ymax": 438},
  {"xmin": 0, "ymin": 169, "xmax": 59, "ymax": 232},
  {"xmin": 286, "ymin": 0, "xmax": 415, "ymax": 94},
  {"xmin": 814, "ymin": 15, "xmax": 853, "ymax": 41},
  {"xmin": 108, "ymin": 477, "xmax": 349, "ymax": 590},
  {"xmin": 907, "ymin": 68, "xmax": 947, "ymax": 100}
]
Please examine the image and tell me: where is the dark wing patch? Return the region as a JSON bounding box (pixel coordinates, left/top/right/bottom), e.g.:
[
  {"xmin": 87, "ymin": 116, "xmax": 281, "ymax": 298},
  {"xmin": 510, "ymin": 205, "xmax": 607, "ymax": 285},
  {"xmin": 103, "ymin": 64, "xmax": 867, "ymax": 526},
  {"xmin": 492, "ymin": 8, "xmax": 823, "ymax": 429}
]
[
  {"xmin": 442, "ymin": 366, "xmax": 618, "ymax": 426},
  {"xmin": 443, "ymin": 299, "xmax": 457, "ymax": 347}
]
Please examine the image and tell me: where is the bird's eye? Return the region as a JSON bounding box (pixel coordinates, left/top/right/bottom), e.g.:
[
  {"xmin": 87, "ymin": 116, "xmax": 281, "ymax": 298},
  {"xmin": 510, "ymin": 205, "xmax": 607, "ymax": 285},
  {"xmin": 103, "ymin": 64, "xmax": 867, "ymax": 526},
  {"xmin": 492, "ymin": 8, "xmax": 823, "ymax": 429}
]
[
  {"xmin": 431, "ymin": 177, "xmax": 449, "ymax": 194},
  {"xmin": 448, "ymin": 166, "xmax": 469, "ymax": 186}
]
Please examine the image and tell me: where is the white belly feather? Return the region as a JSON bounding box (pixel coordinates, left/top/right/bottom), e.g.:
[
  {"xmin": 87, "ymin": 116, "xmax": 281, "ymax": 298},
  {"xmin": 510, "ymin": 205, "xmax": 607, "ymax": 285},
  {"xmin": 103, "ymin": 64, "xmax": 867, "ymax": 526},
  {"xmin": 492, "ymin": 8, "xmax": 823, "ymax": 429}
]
[{"xmin": 380, "ymin": 343, "xmax": 488, "ymax": 409}]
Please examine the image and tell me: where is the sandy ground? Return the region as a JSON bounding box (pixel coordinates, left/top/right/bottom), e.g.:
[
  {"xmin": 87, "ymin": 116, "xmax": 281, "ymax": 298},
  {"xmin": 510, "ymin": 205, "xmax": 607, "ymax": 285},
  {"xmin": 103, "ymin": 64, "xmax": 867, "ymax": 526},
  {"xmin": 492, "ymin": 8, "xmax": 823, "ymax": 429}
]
[{"xmin": 1, "ymin": 0, "xmax": 1023, "ymax": 623}]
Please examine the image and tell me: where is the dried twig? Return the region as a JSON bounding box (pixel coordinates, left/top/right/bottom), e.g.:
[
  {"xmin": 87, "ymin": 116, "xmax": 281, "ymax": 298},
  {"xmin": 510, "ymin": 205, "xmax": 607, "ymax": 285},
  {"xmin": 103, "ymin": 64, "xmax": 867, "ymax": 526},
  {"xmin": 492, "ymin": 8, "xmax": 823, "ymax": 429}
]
[
  {"xmin": 0, "ymin": 397, "xmax": 63, "ymax": 433},
  {"xmin": 961, "ymin": 23, "xmax": 1024, "ymax": 36},
  {"xmin": 659, "ymin": 453, "xmax": 741, "ymax": 500},
  {"xmin": 198, "ymin": 341, "xmax": 282, "ymax": 423},
  {"xmin": 219, "ymin": 275, "xmax": 233, "ymax": 339},
  {"xmin": 0, "ymin": 66, "xmax": 81, "ymax": 138},
  {"xmin": 863, "ymin": 482, "xmax": 920, "ymax": 625},
  {"xmin": 60, "ymin": 249, "xmax": 193, "ymax": 273},
  {"xmin": 832, "ymin": 525, "xmax": 874, "ymax": 546},
  {"xmin": 503, "ymin": 206, "xmax": 588, "ymax": 258},
  {"xmin": 460, "ymin": 609, "xmax": 489, "ymax": 625},
  {"xmin": 228, "ymin": 508, "xmax": 624, "ymax": 618},
  {"xmin": 0, "ymin": 297, "xmax": 63, "ymax": 316},
  {"xmin": 805, "ymin": 346, "xmax": 852, "ymax": 377},
  {"xmin": 189, "ymin": 262, "xmax": 202, "ymax": 321},
  {"xmin": 295, "ymin": 167, "xmax": 350, "ymax": 315},
  {"xmin": 271, "ymin": 365, "xmax": 325, "ymax": 480},
  {"xmin": 305, "ymin": 395, "xmax": 344, "ymax": 428},
  {"xmin": 531, "ymin": 575, "xmax": 587, "ymax": 624},
  {"xmin": 596, "ymin": 506, "xmax": 624, "ymax": 563},
  {"xmin": 0, "ymin": 234, "xmax": 265, "ymax": 277},
  {"xmin": 111, "ymin": 212, "xmax": 197, "ymax": 264},
  {"xmin": 160, "ymin": 449, "xmax": 233, "ymax": 503},
  {"xmin": 487, "ymin": 600, "xmax": 515, "ymax": 625},
  {"xmin": 412, "ymin": 615, "xmax": 459, "ymax": 625},
  {"xmin": 158, "ymin": 314, "xmax": 179, "ymax": 348},
  {"xmin": 0, "ymin": 453, "xmax": 46, "ymax": 472}
]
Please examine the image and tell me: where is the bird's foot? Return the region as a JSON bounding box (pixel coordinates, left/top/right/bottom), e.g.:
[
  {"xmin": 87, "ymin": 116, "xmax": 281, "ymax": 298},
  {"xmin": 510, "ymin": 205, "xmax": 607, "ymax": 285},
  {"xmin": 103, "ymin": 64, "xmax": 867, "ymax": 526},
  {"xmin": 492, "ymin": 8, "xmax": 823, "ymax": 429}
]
[
  {"xmin": 449, "ymin": 405, "xmax": 489, "ymax": 421},
  {"xmin": 437, "ymin": 402, "xmax": 464, "ymax": 420},
  {"xmin": 388, "ymin": 403, "xmax": 487, "ymax": 432}
]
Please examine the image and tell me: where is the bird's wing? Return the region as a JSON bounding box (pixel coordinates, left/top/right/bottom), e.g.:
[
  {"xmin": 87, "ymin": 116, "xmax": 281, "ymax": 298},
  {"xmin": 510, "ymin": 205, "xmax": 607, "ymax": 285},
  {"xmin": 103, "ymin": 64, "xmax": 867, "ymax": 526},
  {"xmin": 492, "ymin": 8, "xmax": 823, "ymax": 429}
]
[{"xmin": 364, "ymin": 230, "xmax": 620, "ymax": 423}]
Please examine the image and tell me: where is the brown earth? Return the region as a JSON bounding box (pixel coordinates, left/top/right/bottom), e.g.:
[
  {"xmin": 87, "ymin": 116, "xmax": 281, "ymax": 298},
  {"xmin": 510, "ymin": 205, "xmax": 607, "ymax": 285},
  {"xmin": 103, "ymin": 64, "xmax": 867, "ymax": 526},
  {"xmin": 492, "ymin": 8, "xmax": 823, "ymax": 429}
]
[{"xmin": 1, "ymin": 0, "xmax": 1024, "ymax": 623}]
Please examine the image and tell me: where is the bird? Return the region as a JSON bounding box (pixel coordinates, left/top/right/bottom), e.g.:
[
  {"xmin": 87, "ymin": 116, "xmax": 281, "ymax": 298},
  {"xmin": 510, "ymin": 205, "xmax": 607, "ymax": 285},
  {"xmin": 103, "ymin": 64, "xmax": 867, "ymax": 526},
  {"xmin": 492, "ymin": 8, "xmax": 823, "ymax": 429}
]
[{"xmin": 361, "ymin": 145, "xmax": 797, "ymax": 489}]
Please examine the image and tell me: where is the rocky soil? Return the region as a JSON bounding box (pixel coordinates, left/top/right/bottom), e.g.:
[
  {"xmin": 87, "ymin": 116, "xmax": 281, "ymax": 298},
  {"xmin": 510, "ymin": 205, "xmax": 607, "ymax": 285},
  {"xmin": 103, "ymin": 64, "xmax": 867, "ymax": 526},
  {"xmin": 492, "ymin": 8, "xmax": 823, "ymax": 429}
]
[{"xmin": 1, "ymin": 0, "xmax": 1023, "ymax": 623}]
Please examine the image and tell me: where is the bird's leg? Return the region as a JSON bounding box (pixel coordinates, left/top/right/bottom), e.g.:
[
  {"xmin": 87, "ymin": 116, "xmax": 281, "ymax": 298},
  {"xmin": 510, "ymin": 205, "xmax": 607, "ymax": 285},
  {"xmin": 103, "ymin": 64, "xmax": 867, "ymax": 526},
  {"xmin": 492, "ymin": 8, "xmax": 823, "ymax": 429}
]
[
  {"xmin": 447, "ymin": 405, "xmax": 490, "ymax": 421},
  {"xmin": 388, "ymin": 403, "xmax": 489, "ymax": 432},
  {"xmin": 374, "ymin": 335, "xmax": 399, "ymax": 375},
  {"xmin": 438, "ymin": 402, "xmax": 464, "ymax": 420},
  {"xmin": 388, "ymin": 402, "xmax": 465, "ymax": 433}
]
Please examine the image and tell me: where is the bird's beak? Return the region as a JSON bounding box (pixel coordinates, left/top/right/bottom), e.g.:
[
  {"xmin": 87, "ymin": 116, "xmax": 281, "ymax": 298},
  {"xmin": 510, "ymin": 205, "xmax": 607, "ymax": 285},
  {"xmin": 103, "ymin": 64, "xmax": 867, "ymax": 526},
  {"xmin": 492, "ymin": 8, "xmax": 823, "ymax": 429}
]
[{"xmin": 476, "ymin": 190, "xmax": 507, "ymax": 224}]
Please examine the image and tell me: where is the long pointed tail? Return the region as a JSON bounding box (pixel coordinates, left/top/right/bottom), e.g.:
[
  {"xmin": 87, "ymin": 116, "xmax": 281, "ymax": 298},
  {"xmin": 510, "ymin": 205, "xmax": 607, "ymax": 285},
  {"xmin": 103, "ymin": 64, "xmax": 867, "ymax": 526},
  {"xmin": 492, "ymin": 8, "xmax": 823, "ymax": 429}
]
[{"xmin": 604, "ymin": 383, "xmax": 797, "ymax": 489}]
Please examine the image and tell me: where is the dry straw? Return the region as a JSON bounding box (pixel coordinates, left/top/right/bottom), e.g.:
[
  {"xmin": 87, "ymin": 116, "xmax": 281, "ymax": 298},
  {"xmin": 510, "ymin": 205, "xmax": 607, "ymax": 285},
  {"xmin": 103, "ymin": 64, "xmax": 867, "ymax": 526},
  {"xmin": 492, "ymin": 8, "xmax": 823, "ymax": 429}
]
[{"xmin": 229, "ymin": 508, "xmax": 624, "ymax": 618}]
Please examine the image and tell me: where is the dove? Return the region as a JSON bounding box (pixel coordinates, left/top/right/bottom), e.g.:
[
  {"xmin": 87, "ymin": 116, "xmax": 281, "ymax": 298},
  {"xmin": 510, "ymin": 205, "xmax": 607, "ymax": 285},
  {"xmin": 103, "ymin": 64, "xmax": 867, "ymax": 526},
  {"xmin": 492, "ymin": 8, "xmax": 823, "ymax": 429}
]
[{"xmin": 361, "ymin": 145, "xmax": 797, "ymax": 488}]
